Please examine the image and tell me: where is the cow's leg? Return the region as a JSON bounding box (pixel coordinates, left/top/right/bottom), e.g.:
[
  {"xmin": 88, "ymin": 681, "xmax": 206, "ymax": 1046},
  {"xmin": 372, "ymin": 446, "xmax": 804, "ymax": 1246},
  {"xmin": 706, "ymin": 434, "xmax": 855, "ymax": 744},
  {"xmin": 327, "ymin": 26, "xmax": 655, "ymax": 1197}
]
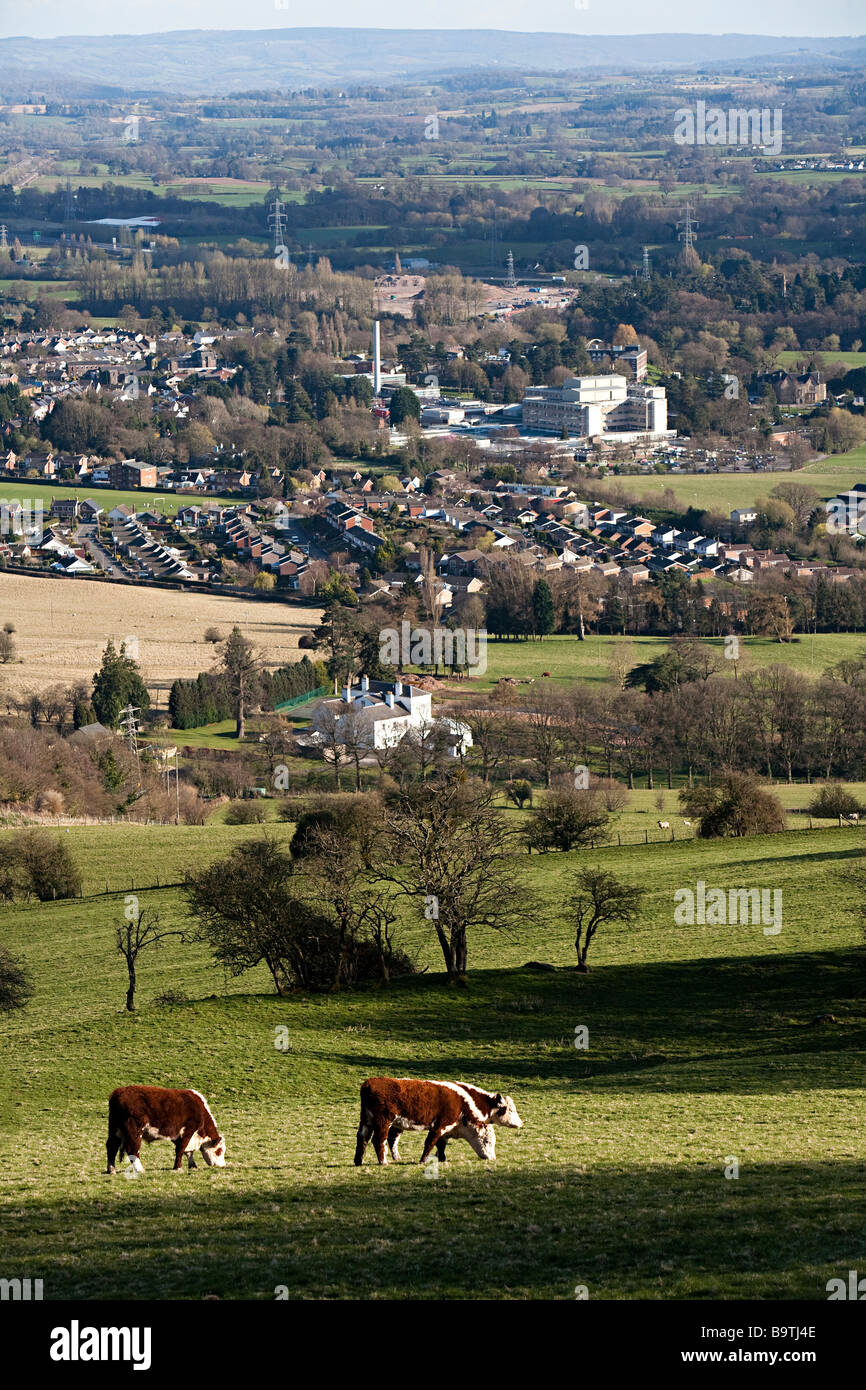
[
  {"xmin": 354, "ymin": 1111, "xmax": 373, "ymax": 1166},
  {"xmin": 420, "ymin": 1121, "xmax": 453, "ymax": 1165},
  {"xmin": 106, "ymin": 1130, "xmax": 121, "ymax": 1175},
  {"xmin": 372, "ymin": 1119, "xmax": 391, "ymax": 1166},
  {"xmin": 123, "ymin": 1121, "xmax": 144, "ymax": 1174},
  {"xmin": 187, "ymin": 1151, "xmax": 197, "ymax": 1170},
  {"xmin": 388, "ymin": 1125, "xmax": 402, "ymax": 1161},
  {"xmin": 173, "ymin": 1125, "xmax": 198, "ymax": 1171},
  {"xmin": 435, "ymin": 1136, "xmax": 449, "ymax": 1162}
]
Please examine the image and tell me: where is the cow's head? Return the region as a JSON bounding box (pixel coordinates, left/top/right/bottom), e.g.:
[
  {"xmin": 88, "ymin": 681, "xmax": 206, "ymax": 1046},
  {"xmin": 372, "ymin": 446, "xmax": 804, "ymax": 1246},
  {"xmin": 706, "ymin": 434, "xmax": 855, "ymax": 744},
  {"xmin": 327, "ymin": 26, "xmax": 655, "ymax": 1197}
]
[
  {"xmin": 490, "ymin": 1094, "xmax": 523, "ymax": 1129},
  {"xmin": 201, "ymin": 1135, "xmax": 227, "ymax": 1167},
  {"xmin": 464, "ymin": 1123, "xmax": 497, "ymax": 1160}
]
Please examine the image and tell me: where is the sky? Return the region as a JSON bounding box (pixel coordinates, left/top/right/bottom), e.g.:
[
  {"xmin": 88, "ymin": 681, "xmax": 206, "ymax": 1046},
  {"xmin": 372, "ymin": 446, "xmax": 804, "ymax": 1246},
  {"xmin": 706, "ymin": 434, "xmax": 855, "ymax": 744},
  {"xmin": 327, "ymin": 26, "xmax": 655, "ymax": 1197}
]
[{"xmin": 2, "ymin": 1, "xmax": 863, "ymax": 41}]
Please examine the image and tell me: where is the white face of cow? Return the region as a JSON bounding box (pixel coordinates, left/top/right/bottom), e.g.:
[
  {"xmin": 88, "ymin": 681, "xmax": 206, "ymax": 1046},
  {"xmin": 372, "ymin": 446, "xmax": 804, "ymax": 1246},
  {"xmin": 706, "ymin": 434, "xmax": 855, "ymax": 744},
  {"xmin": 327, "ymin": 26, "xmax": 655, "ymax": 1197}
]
[
  {"xmin": 465, "ymin": 1124, "xmax": 497, "ymax": 1160},
  {"xmin": 201, "ymin": 1136, "xmax": 226, "ymax": 1167},
  {"xmin": 490, "ymin": 1094, "xmax": 523, "ymax": 1129}
]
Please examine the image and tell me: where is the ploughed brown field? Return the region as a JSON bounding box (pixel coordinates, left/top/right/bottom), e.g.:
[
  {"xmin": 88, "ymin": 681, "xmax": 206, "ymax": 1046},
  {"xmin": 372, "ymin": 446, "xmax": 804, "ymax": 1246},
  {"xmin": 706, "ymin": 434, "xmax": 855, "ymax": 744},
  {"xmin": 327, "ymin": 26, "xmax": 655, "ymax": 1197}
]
[{"xmin": 0, "ymin": 572, "xmax": 321, "ymax": 704}]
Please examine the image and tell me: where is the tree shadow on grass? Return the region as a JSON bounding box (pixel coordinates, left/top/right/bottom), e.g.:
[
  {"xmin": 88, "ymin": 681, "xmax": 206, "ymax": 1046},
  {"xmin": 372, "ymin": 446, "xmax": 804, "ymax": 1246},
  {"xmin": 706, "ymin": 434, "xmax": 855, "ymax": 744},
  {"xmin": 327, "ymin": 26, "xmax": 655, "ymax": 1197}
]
[
  {"xmin": 5, "ymin": 1157, "xmax": 864, "ymax": 1301},
  {"xmin": 291, "ymin": 948, "xmax": 866, "ymax": 1097}
]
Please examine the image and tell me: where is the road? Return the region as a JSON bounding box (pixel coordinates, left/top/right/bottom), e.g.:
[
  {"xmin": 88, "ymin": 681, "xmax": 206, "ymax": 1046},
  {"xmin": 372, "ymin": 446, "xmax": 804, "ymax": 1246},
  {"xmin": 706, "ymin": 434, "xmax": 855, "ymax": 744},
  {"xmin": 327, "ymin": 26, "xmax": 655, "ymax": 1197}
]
[{"xmin": 75, "ymin": 523, "xmax": 127, "ymax": 577}]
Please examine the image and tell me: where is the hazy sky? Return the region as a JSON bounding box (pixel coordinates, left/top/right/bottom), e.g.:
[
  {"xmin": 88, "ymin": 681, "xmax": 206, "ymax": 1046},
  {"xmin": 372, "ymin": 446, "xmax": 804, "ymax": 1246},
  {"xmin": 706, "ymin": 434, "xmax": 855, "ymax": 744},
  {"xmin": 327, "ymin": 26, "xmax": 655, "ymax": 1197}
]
[{"xmin": 3, "ymin": 1, "xmax": 863, "ymax": 41}]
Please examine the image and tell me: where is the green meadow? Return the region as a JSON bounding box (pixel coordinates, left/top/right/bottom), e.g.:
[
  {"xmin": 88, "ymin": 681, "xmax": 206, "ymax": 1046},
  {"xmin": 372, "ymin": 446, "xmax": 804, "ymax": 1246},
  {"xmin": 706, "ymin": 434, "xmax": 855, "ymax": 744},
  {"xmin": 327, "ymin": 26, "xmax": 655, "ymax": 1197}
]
[
  {"xmin": 0, "ymin": 479, "xmax": 235, "ymax": 519},
  {"xmin": 473, "ymin": 632, "xmax": 866, "ymax": 690},
  {"xmin": 0, "ymin": 819, "xmax": 863, "ymax": 1300},
  {"xmin": 614, "ymin": 456, "xmax": 865, "ymax": 515},
  {"xmin": 778, "ymin": 351, "xmax": 866, "ymax": 371}
]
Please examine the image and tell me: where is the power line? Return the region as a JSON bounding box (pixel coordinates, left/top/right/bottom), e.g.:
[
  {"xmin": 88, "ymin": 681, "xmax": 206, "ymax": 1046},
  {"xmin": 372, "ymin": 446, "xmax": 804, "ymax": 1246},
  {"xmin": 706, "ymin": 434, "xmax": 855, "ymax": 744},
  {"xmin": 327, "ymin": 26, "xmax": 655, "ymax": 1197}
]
[
  {"xmin": 119, "ymin": 704, "xmax": 142, "ymax": 789},
  {"xmin": 676, "ymin": 201, "xmax": 699, "ymax": 251},
  {"xmin": 267, "ymin": 195, "xmax": 287, "ymax": 253}
]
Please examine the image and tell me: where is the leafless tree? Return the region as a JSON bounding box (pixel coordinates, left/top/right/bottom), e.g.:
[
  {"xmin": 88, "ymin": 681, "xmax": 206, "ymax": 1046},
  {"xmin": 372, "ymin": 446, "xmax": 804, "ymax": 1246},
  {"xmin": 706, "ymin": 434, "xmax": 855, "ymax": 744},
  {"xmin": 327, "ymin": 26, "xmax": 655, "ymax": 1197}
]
[{"xmin": 114, "ymin": 905, "xmax": 187, "ymax": 1012}]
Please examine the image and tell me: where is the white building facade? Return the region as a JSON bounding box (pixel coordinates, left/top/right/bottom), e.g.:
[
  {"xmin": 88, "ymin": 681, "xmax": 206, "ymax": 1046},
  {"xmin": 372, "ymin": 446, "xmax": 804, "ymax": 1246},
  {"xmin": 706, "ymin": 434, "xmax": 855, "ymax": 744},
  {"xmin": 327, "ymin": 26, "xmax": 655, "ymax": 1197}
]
[
  {"xmin": 522, "ymin": 374, "xmax": 672, "ymax": 441},
  {"xmin": 310, "ymin": 677, "xmax": 472, "ymax": 755}
]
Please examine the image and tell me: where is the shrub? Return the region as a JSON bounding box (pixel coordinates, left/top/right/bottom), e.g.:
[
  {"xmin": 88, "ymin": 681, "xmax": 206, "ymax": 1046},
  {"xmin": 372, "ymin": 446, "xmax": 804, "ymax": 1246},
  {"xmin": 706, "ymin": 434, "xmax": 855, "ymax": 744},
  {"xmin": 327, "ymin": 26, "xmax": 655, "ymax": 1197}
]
[
  {"xmin": 680, "ymin": 772, "xmax": 786, "ymax": 838},
  {"xmin": 34, "ymin": 789, "xmax": 65, "ymax": 817},
  {"xmin": 807, "ymin": 783, "xmax": 864, "ymax": 819},
  {"xmin": 596, "ymin": 777, "xmax": 629, "ymax": 813},
  {"xmin": 185, "ymin": 835, "xmax": 412, "ymax": 993},
  {"xmin": 0, "ymin": 945, "xmax": 33, "ymax": 1014},
  {"xmin": 9, "ymin": 829, "xmax": 82, "ymax": 899},
  {"xmin": 152, "ymin": 988, "xmax": 190, "ymax": 1007},
  {"xmin": 505, "ymin": 779, "xmax": 533, "ymax": 809},
  {"xmin": 525, "ymin": 785, "xmax": 611, "ymax": 853},
  {"xmin": 204, "ymin": 627, "xmax": 223, "ymax": 644},
  {"xmin": 289, "ymin": 792, "xmax": 382, "ymax": 858},
  {"xmin": 224, "ymin": 800, "xmax": 266, "ymax": 825}
]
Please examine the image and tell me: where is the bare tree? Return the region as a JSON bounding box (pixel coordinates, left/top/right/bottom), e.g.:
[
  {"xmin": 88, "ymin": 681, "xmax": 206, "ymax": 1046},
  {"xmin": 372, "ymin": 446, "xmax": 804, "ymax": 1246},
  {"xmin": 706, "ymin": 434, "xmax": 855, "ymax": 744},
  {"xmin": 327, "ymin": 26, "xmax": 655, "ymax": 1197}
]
[
  {"xmin": 568, "ymin": 867, "xmax": 644, "ymax": 972},
  {"xmin": 526, "ymin": 685, "xmax": 566, "ymax": 788},
  {"xmin": 313, "ymin": 702, "xmax": 350, "ymax": 789},
  {"xmin": 114, "ymin": 902, "xmax": 187, "ymax": 1011},
  {"xmin": 374, "ymin": 779, "xmax": 531, "ymax": 981}
]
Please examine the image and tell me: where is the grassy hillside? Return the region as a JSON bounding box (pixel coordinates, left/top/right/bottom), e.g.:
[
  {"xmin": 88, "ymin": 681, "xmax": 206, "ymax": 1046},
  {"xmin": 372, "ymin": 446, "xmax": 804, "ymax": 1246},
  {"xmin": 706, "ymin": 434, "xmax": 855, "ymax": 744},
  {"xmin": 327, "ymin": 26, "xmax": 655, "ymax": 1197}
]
[
  {"xmin": 614, "ymin": 457, "xmax": 865, "ymax": 514},
  {"xmin": 470, "ymin": 632, "xmax": 866, "ymax": 690},
  {"xmin": 0, "ymin": 820, "xmax": 863, "ymax": 1300},
  {"xmin": 0, "ymin": 478, "xmax": 235, "ymax": 519}
]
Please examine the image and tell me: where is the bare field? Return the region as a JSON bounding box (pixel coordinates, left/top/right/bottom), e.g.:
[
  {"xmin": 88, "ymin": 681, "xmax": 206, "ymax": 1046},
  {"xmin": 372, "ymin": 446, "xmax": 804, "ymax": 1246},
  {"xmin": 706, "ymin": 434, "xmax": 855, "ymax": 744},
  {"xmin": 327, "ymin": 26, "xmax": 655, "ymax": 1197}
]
[{"xmin": 0, "ymin": 573, "xmax": 321, "ymax": 704}]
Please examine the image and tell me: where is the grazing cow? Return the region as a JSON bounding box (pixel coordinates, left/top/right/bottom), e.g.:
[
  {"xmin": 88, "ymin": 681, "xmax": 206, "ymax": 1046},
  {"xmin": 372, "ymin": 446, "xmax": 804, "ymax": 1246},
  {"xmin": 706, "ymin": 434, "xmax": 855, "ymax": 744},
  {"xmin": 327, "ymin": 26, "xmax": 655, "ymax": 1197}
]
[
  {"xmin": 355, "ymin": 1077, "xmax": 512, "ymax": 1166},
  {"xmin": 106, "ymin": 1085, "xmax": 226, "ymax": 1175},
  {"xmin": 658, "ymin": 820, "xmax": 670, "ymax": 830},
  {"xmin": 843, "ymin": 812, "xmax": 860, "ymax": 823},
  {"xmin": 389, "ymin": 1082, "xmax": 523, "ymax": 1163}
]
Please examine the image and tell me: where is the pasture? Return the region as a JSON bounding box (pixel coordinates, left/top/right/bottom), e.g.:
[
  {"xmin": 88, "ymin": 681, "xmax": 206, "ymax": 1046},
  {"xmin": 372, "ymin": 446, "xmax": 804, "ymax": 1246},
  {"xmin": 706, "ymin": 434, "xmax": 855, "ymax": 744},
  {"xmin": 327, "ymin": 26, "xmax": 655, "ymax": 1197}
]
[
  {"xmin": 0, "ymin": 820, "xmax": 863, "ymax": 1299},
  {"xmin": 0, "ymin": 479, "xmax": 236, "ymax": 519},
  {"xmin": 611, "ymin": 458, "xmax": 865, "ymax": 515},
  {"xmin": 468, "ymin": 632, "xmax": 866, "ymax": 691}
]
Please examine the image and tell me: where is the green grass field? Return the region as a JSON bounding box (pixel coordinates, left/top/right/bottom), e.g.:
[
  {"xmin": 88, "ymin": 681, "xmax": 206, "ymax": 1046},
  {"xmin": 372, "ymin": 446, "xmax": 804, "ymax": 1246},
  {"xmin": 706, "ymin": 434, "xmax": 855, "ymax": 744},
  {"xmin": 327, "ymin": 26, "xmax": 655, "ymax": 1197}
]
[
  {"xmin": 778, "ymin": 351, "xmax": 866, "ymax": 372},
  {"xmin": 470, "ymin": 632, "xmax": 866, "ymax": 690},
  {"xmin": 0, "ymin": 479, "xmax": 236, "ymax": 520},
  {"xmin": 613, "ymin": 456, "xmax": 865, "ymax": 514},
  {"xmin": 0, "ymin": 818, "xmax": 863, "ymax": 1300},
  {"xmin": 0, "ymin": 277, "xmax": 80, "ymax": 301}
]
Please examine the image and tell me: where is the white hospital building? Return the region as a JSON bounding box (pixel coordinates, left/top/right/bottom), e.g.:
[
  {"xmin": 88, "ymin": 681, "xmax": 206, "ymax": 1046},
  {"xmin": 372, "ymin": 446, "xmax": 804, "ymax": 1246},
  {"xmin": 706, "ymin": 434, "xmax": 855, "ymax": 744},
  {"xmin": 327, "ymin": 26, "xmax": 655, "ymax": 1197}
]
[{"xmin": 521, "ymin": 374, "xmax": 673, "ymax": 442}]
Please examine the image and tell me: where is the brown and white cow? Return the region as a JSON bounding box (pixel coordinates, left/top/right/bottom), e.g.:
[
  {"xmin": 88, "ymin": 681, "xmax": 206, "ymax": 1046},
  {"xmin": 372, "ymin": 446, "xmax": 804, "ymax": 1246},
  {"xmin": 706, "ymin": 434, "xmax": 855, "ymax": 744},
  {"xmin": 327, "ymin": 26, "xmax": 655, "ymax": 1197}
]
[
  {"xmin": 106, "ymin": 1085, "xmax": 226, "ymax": 1175},
  {"xmin": 395, "ymin": 1082, "xmax": 523, "ymax": 1164},
  {"xmin": 355, "ymin": 1077, "xmax": 518, "ymax": 1166}
]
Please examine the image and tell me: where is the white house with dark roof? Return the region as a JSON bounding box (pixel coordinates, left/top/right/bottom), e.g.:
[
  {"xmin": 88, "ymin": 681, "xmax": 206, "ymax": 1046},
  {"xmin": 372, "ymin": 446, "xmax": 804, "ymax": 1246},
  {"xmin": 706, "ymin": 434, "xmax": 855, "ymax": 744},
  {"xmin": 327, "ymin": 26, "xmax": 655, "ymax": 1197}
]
[{"xmin": 309, "ymin": 677, "xmax": 471, "ymax": 755}]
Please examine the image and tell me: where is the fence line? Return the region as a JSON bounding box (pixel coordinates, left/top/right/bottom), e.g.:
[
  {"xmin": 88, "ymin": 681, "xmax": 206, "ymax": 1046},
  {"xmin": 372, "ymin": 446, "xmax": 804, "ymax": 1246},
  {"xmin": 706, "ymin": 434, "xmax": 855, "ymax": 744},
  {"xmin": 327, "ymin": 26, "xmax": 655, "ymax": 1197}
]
[{"xmin": 607, "ymin": 816, "xmax": 864, "ymax": 849}]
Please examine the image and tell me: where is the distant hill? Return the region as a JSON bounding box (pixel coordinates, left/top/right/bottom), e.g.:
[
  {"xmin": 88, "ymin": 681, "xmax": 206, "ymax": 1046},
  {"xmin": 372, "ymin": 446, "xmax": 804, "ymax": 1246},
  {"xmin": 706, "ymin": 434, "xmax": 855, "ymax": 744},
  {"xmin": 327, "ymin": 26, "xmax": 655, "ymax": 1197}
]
[{"xmin": 1, "ymin": 27, "xmax": 865, "ymax": 94}]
